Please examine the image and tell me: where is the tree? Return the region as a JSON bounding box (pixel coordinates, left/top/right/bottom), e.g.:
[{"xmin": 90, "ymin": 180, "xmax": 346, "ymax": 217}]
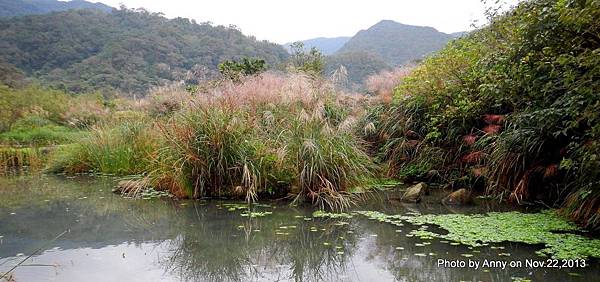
[
  {"xmin": 289, "ymin": 42, "xmax": 325, "ymax": 76},
  {"xmin": 218, "ymin": 57, "xmax": 266, "ymax": 82}
]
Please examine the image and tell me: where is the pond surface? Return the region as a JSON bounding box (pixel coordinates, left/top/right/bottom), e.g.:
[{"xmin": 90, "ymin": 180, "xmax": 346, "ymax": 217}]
[{"xmin": 0, "ymin": 175, "xmax": 597, "ymax": 281}]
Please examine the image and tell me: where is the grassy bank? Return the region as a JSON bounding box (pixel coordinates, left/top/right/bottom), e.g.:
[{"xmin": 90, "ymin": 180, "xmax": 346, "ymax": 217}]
[{"xmin": 46, "ymin": 74, "xmax": 376, "ymax": 209}]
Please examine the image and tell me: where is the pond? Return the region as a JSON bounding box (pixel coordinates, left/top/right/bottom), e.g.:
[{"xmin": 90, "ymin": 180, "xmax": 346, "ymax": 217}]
[{"xmin": 0, "ymin": 175, "xmax": 597, "ymax": 281}]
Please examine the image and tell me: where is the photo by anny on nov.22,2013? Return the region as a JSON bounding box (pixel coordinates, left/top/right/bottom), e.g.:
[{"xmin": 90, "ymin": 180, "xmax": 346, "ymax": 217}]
[{"xmin": 0, "ymin": 0, "xmax": 599, "ymax": 281}]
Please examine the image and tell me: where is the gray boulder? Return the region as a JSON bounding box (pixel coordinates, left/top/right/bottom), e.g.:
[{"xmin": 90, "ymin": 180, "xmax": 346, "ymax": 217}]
[{"xmin": 401, "ymin": 182, "xmax": 428, "ymax": 203}]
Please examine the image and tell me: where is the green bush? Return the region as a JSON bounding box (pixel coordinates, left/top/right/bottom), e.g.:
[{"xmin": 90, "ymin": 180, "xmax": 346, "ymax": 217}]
[
  {"xmin": 218, "ymin": 57, "xmax": 266, "ymax": 82},
  {"xmin": 375, "ymin": 0, "xmax": 600, "ymax": 229},
  {"xmin": 289, "ymin": 42, "xmax": 325, "ymax": 76},
  {"xmin": 0, "ymin": 116, "xmax": 84, "ymax": 145}
]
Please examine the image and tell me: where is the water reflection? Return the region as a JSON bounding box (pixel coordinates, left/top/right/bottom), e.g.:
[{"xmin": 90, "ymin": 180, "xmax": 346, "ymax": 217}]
[
  {"xmin": 0, "ymin": 175, "xmax": 597, "ymax": 281},
  {"xmin": 156, "ymin": 201, "xmax": 361, "ymax": 281}
]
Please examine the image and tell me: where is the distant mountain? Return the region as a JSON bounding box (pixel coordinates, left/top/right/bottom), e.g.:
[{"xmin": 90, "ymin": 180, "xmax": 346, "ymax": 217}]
[
  {"xmin": 284, "ymin": 37, "xmax": 350, "ymax": 55},
  {"xmin": 336, "ymin": 20, "xmax": 454, "ymax": 66},
  {"xmin": 451, "ymin": 31, "xmax": 468, "ymax": 38},
  {"xmin": 0, "ymin": 0, "xmax": 113, "ymax": 17},
  {"xmin": 0, "ymin": 8, "xmax": 289, "ymax": 94}
]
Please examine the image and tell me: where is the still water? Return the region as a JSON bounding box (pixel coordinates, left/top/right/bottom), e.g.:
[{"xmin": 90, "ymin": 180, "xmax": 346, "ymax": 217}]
[{"xmin": 0, "ymin": 175, "xmax": 597, "ymax": 281}]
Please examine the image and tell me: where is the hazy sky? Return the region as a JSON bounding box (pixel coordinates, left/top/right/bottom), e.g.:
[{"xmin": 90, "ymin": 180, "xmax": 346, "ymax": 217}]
[{"xmin": 93, "ymin": 0, "xmax": 519, "ymax": 44}]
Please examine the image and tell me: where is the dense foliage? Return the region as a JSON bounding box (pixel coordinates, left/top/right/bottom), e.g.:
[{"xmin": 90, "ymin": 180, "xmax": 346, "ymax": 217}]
[
  {"xmin": 218, "ymin": 57, "xmax": 266, "ymax": 82},
  {"xmin": 0, "ymin": 8, "xmax": 289, "ymax": 94},
  {"xmin": 0, "ymin": 85, "xmax": 109, "ymax": 145},
  {"xmin": 288, "ymin": 42, "xmax": 326, "ymax": 76},
  {"xmin": 374, "ymin": 0, "xmax": 600, "ymax": 229},
  {"xmin": 0, "ymin": 0, "xmax": 112, "ymax": 17}
]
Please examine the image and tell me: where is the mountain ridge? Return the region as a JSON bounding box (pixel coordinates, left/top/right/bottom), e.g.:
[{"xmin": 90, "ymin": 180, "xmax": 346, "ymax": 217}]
[
  {"xmin": 0, "ymin": 8, "xmax": 289, "ymax": 94},
  {"xmin": 0, "ymin": 0, "xmax": 113, "ymax": 17},
  {"xmin": 335, "ymin": 19, "xmax": 454, "ymax": 66}
]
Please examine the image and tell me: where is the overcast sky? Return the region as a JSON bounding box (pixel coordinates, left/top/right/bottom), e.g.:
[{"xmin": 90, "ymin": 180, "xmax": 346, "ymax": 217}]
[{"xmin": 93, "ymin": 0, "xmax": 519, "ymax": 44}]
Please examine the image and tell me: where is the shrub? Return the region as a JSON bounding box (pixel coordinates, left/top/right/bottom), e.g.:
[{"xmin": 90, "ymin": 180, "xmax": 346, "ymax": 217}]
[
  {"xmin": 218, "ymin": 57, "xmax": 266, "ymax": 82},
  {"xmin": 289, "ymin": 42, "xmax": 325, "ymax": 76},
  {"xmin": 0, "ymin": 124, "xmax": 82, "ymax": 146},
  {"xmin": 61, "ymin": 94, "xmax": 110, "ymax": 128},
  {"xmin": 374, "ymin": 0, "xmax": 600, "ymax": 229}
]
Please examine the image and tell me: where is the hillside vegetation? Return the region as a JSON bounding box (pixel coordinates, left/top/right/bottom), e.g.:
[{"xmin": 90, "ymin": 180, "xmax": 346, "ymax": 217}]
[
  {"xmin": 0, "ymin": 8, "xmax": 289, "ymax": 94},
  {"xmin": 371, "ymin": 0, "xmax": 600, "ymax": 229},
  {"xmin": 0, "ymin": 0, "xmax": 112, "ymax": 17}
]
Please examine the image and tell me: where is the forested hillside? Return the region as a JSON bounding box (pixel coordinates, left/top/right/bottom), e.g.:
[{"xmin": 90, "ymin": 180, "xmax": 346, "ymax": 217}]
[
  {"xmin": 337, "ymin": 20, "xmax": 453, "ymax": 66},
  {"xmin": 0, "ymin": 0, "xmax": 112, "ymax": 17},
  {"xmin": 0, "ymin": 8, "xmax": 289, "ymax": 94}
]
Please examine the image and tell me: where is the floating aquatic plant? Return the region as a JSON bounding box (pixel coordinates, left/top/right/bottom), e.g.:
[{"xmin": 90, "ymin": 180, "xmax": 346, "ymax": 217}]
[
  {"xmin": 221, "ymin": 203, "xmax": 251, "ymax": 211},
  {"xmin": 139, "ymin": 188, "xmax": 173, "ymax": 200},
  {"xmin": 240, "ymin": 211, "xmax": 272, "ymax": 218},
  {"xmin": 312, "ymin": 210, "xmax": 354, "ymax": 219},
  {"xmin": 357, "ymin": 210, "xmax": 600, "ymax": 259}
]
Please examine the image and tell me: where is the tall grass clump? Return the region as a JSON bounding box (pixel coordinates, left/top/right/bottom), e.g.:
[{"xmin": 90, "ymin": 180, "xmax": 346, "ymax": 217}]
[
  {"xmin": 364, "ymin": 67, "xmax": 413, "ymax": 103},
  {"xmin": 151, "ymin": 107, "xmax": 272, "ymax": 199},
  {"xmin": 150, "ymin": 73, "xmax": 375, "ymax": 209},
  {"xmin": 285, "ymin": 116, "xmax": 374, "ymax": 209},
  {"xmin": 134, "ymin": 84, "xmax": 192, "ymax": 118},
  {"xmin": 47, "ymin": 119, "xmax": 157, "ymax": 175},
  {"xmin": 0, "ymin": 147, "xmax": 45, "ymax": 171},
  {"xmin": 374, "ymin": 0, "xmax": 600, "ymax": 229}
]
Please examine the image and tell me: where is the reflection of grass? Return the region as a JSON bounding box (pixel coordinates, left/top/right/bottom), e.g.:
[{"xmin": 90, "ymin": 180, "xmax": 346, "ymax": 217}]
[
  {"xmin": 0, "ymin": 175, "xmax": 366, "ymax": 281},
  {"xmin": 162, "ymin": 207, "xmax": 360, "ymax": 281},
  {"xmin": 358, "ymin": 210, "xmax": 600, "ymax": 259}
]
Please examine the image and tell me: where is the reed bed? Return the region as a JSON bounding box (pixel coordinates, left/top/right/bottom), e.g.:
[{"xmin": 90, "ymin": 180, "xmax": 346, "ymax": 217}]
[
  {"xmin": 47, "ymin": 73, "xmax": 375, "ymax": 209},
  {"xmin": 0, "ymin": 146, "xmax": 47, "ymax": 170}
]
